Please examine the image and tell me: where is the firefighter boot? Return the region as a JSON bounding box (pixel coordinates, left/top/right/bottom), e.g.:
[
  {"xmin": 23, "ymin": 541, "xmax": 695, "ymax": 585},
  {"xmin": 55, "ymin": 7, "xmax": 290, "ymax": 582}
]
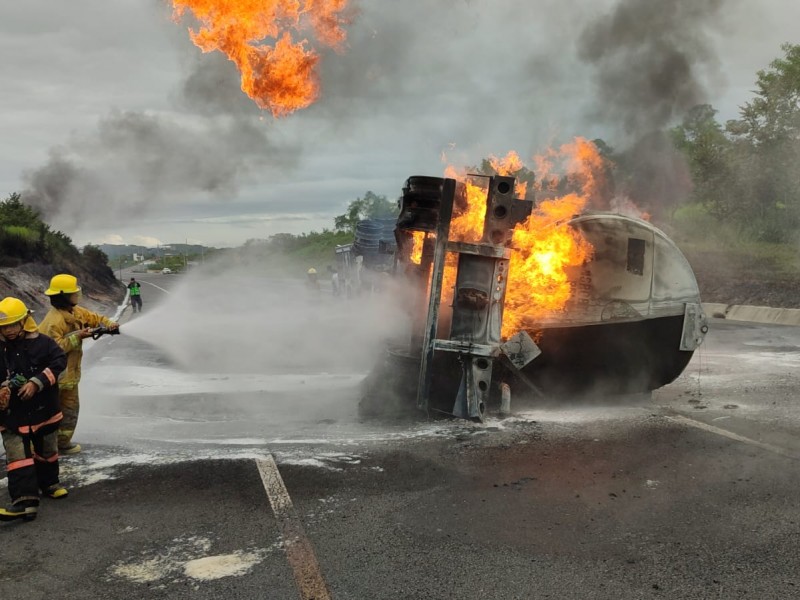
[
  {"xmin": 59, "ymin": 443, "xmax": 82, "ymax": 455},
  {"xmin": 0, "ymin": 499, "xmax": 39, "ymax": 522},
  {"xmin": 43, "ymin": 484, "xmax": 69, "ymax": 499},
  {"xmin": 58, "ymin": 429, "xmax": 81, "ymax": 455}
]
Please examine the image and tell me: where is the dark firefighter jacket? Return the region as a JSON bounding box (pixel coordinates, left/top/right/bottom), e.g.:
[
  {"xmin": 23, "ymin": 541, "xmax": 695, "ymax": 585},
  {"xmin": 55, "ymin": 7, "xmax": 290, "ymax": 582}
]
[{"xmin": 0, "ymin": 332, "xmax": 66, "ymax": 431}]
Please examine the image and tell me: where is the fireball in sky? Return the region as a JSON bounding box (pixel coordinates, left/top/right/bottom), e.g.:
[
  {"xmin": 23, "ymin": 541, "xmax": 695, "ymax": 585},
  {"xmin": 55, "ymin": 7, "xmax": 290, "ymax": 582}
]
[{"xmin": 172, "ymin": 0, "xmax": 351, "ymax": 117}]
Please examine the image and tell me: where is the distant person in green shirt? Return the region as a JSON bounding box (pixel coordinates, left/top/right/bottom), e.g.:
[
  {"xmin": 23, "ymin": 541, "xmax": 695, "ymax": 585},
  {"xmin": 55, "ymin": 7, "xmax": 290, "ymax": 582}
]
[{"xmin": 128, "ymin": 278, "xmax": 142, "ymax": 313}]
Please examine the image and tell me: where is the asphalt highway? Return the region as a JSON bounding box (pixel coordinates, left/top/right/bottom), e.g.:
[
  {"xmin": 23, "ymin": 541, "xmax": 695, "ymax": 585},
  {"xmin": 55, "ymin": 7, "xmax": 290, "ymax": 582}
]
[{"xmin": 1, "ymin": 272, "xmax": 798, "ymax": 599}]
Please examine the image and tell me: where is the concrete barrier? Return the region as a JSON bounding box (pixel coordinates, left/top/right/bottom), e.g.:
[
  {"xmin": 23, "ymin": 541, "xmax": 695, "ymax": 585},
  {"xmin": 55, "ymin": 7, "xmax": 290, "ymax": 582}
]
[{"xmin": 702, "ymin": 303, "xmax": 800, "ymax": 327}]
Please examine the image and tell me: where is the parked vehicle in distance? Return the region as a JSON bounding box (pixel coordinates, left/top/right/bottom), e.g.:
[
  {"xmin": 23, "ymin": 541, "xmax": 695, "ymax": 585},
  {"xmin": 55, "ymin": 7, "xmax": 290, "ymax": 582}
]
[{"xmin": 161, "ymin": 267, "xmax": 172, "ymax": 274}]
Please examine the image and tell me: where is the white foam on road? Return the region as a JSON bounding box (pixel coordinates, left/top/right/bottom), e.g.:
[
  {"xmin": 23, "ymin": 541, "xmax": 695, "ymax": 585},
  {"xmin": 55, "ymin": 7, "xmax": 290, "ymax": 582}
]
[
  {"xmin": 509, "ymin": 405, "xmax": 651, "ymax": 425},
  {"xmin": 109, "ymin": 534, "xmax": 273, "ymax": 586},
  {"xmin": 88, "ymin": 365, "xmax": 364, "ymax": 396},
  {"xmin": 183, "ymin": 552, "xmax": 263, "ymax": 581},
  {"xmin": 278, "ymin": 452, "xmax": 363, "ymax": 471}
]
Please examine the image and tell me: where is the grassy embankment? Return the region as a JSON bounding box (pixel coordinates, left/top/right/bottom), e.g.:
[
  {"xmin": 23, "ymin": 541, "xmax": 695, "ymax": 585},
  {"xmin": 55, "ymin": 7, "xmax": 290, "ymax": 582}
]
[{"xmin": 668, "ymin": 204, "xmax": 800, "ymax": 308}]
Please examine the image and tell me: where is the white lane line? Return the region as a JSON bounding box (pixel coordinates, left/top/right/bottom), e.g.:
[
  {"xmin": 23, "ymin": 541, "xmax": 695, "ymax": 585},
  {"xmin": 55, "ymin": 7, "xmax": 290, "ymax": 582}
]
[
  {"xmin": 666, "ymin": 415, "xmax": 800, "ymax": 460},
  {"xmin": 140, "ymin": 280, "xmax": 171, "ymax": 294},
  {"xmin": 255, "ymin": 455, "xmax": 332, "ymax": 600}
]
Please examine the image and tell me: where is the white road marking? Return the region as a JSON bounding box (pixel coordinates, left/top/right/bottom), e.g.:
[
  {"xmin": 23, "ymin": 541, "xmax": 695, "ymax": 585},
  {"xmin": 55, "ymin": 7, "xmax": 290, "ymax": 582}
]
[
  {"xmin": 666, "ymin": 415, "xmax": 799, "ymax": 460},
  {"xmin": 256, "ymin": 455, "xmax": 332, "ymax": 600},
  {"xmin": 140, "ymin": 280, "xmax": 171, "ymax": 294}
]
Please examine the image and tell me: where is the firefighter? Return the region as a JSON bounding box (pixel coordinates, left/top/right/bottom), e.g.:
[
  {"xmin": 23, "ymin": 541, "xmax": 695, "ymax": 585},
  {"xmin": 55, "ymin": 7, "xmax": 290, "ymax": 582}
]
[
  {"xmin": 37, "ymin": 274, "xmax": 119, "ymax": 455},
  {"xmin": 0, "ymin": 297, "xmax": 68, "ymax": 522},
  {"xmin": 306, "ymin": 267, "xmax": 320, "ymax": 292},
  {"xmin": 327, "ymin": 265, "xmax": 340, "ymax": 296}
]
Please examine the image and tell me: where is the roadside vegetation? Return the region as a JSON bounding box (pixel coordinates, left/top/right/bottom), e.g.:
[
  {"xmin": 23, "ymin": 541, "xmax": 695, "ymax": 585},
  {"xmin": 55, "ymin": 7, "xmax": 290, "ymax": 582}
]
[{"xmin": 0, "ymin": 193, "xmax": 115, "ymax": 285}]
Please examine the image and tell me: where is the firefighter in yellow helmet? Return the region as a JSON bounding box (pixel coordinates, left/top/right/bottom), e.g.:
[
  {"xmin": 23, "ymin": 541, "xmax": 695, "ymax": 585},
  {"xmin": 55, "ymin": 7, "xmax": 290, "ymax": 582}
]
[
  {"xmin": 306, "ymin": 267, "xmax": 320, "ymax": 292},
  {"xmin": 37, "ymin": 274, "xmax": 119, "ymax": 454},
  {"xmin": 0, "ymin": 297, "xmax": 68, "ymax": 522}
]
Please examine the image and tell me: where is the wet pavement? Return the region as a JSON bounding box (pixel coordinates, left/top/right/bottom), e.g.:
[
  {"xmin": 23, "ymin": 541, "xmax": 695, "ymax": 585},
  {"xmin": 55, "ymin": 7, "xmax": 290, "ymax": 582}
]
[{"xmin": 1, "ymin": 272, "xmax": 799, "ymax": 599}]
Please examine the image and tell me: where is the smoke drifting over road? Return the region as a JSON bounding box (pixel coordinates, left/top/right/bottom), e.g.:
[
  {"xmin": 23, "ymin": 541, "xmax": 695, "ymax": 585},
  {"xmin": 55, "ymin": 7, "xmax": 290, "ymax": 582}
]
[
  {"xmin": 575, "ymin": 0, "xmax": 730, "ymax": 216},
  {"xmin": 98, "ymin": 265, "xmax": 408, "ymax": 433},
  {"xmin": 124, "ymin": 269, "xmax": 400, "ymax": 376},
  {"xmin": 577, "ymin": 0, "xmax": 727, "ymax": 138}
]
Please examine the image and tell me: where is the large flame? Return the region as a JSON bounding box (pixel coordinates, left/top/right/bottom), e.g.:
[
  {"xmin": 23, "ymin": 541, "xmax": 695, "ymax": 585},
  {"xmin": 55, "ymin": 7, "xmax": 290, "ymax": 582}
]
[
  {"xmin": 504, "ymin": 191, "xmax": 592, "ymax": 335},
  {"xmin": 409, "ymin": 230, "xmax": 425, "ymax": 264},
  {"xmin": 444, "ymin": 138, "xmax": 604, "ymax": 337},
  {"xmin": 172, "ymin": 0, "xmax": 349, "ymax": 117}
]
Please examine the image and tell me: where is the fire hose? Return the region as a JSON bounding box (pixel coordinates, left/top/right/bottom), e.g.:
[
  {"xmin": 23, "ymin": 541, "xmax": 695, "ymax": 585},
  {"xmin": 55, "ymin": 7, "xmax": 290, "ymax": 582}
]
[
  {"xmin": 0, "ymin": 374, "xmax": 27, "ymax": 417},
  {"xmin": 90, "ymin": 325, "xmax": 121, "ymax": 340},
  {"xmin": 7, "ymin": 373, "xmax": 28, "ymax": 389}
]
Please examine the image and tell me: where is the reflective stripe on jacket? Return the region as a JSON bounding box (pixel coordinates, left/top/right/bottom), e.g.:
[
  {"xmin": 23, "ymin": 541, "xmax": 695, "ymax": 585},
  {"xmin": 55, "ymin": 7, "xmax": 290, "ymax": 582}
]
[{"xmin": 37, "ymin": 306, "xmax": 115, "ymax": 388}]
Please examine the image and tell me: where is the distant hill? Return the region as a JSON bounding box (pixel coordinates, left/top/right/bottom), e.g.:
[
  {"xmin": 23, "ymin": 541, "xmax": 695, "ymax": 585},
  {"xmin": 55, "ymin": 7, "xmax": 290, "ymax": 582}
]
[
  {"xmin": 99, "ymin": 244, "xmax": 152, "ymax": 259},
  {"xmin": 100, "ymin": 243, "xmax": 212, "ymax": 259}
]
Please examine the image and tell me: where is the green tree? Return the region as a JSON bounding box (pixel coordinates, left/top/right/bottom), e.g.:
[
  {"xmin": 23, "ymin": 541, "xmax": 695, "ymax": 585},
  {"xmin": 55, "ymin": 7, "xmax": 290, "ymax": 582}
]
[
  {"xmin": 82, "ymin": 244, "xmax": 110, "ymax": 268},
  {"xmin": 671, "ymin": 104, "xmax": 736, "ymax": 219},
  {"xmin": 334, "ymin": 191, "xmax": 398, "ymax": 233},
  {"xmin": 724, "ymin": 43, "xmax": 800, "ymax": 241},
  {"xmin": 0, "ymin": 192, "xmax": 42, "ymax": 227},
  {"xmin": 728, "ymin": 43, "xmax": 800, "ymax": 145},
  {"xmin": 0, "ymin": 192, "xmax": 46, "ymax": 262}
]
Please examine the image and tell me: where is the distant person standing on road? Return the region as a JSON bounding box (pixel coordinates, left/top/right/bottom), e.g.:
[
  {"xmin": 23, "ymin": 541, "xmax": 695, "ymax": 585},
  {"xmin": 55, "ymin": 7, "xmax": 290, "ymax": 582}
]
[
  {"xmin": 128, "ymin": 277, "xmax": 142, "ymax": 313},
  {"xmin": 327, "ymin": 265, "xmax": 340, "ymax": 296},
  {"xmin": 37, "ymin": 274, "xmax": 119, "ymax": 455},
  {"xmin": 0, "ymin": 297, "xmax": 68, "ymax": 522}
]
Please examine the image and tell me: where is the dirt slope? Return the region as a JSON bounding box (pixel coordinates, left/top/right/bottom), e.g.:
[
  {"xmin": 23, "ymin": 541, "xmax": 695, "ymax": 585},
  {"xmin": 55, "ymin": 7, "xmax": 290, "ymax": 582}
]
[{"xmin": 684, "ymin": 248, "xmax": 800, "ymax": 308}]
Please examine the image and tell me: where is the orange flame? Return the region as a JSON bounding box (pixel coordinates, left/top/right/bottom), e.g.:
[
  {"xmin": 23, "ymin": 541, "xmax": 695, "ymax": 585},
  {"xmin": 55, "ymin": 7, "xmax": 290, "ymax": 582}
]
[
  {"xmin": 172, "ymin": 0, "xmax": 349, "ymax": 117},
  {"xmin": 504, "ymin": 191, "xmax": 593, "ymax": 335},
  {"xmin": 443, "ymin": 166, "xmax": 488, "ymax": 244},
  {"xmin": 410, "ymin": 230, "xmax": 425, "ymax": 264},
  {"xmin": 443, "ymin": 139, "xmax": 606, "ymax": 337}
]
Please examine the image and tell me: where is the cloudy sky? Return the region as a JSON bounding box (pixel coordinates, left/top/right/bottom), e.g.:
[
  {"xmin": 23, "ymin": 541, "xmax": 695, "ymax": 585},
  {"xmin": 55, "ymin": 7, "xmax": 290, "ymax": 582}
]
[{"xmin": 1, "ymin": 0, "xmax": 798, "ymax": 248}]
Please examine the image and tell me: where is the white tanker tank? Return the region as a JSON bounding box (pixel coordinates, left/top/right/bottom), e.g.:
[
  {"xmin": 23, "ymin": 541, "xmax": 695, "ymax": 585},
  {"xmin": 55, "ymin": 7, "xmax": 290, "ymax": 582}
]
[{"xmin": 510, "ymin": 211, "xmax": 708, "ymax": 398}]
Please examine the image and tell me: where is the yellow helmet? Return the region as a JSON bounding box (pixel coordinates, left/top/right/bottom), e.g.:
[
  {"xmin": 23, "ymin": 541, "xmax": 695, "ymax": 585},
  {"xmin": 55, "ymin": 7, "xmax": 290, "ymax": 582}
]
[
  {"xmin": 0, "ymin": 297, "xmax": 38, "ymax": 332},
  {"xmin": 307, "ymin": 268, "xmax": 317, "ymax": 275},
  {"xmin": 45, "ymin": 273, "xmax": 81, "ymax": 296}
]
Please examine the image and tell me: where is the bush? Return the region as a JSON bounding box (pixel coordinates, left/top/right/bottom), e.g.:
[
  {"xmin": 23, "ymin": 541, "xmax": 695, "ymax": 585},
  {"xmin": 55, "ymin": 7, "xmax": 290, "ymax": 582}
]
[
  {"xmin": 0, "ymin": 192, "xmax": 116, "ymax": 285},
  {"xmin": 0, "ymin": 225, "xmax": 38, "ymax": 257},
  {"xmin": 82, "ymin": 244, "xmax": 109, "ymax": 267}
]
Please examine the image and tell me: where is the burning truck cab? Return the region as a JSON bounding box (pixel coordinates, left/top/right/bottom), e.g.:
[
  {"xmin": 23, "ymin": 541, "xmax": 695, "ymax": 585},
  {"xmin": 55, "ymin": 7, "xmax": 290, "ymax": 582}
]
[{"xmin": 359, "ymin": 174, "xmax": 708, "ymax": 421}]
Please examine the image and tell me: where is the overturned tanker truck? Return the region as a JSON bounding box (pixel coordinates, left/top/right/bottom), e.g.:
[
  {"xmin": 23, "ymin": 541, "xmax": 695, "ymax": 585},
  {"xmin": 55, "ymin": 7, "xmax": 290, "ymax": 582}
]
[{"xmin": 359, "ymin": 174, "xmax": 709, "ymax": 421}]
